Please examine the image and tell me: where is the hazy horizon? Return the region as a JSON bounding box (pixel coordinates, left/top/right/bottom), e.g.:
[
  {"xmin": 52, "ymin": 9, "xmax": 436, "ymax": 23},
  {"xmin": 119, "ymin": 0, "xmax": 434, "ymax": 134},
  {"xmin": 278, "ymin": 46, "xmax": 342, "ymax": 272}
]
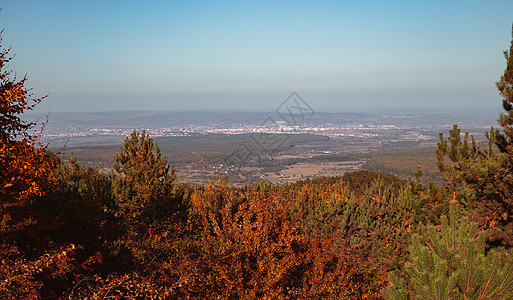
[{"xmin": 30, "ymin": 87, "xmax": 504, "ymax": 113}]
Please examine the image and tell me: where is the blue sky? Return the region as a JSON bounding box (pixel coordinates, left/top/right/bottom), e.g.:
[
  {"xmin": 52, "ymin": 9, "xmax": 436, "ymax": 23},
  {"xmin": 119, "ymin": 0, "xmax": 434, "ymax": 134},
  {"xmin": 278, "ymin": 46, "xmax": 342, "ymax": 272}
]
[{"xmin": 1, "ymin": 1, "xmax": 513, "ymax": 112}]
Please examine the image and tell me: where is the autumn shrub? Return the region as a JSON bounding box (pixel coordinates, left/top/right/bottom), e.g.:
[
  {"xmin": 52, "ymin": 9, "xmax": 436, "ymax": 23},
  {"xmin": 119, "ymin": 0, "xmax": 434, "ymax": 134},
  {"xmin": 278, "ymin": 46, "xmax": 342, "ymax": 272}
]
[
  {"xmin": 171, "ymin": 178, "xmax": 388, "ymax": 299},
  {"xmin": 0, "ymin": 30, "xmax": 78, "ymax": 298}
]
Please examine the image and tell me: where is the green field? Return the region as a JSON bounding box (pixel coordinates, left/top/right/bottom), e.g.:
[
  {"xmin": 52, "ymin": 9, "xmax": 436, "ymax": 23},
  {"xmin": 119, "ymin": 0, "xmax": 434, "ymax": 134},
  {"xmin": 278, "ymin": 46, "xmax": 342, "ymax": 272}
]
[
  {"xmin": 362, "ymin": 147, "xmax": 442, "ymax": 182},
  {"xmin": 53, "ymin": 133, "xmax": 329, "ymax": 166},
  {"xmin": 53, "ymin": 133, "xmax": 445, "ymax": 185}
]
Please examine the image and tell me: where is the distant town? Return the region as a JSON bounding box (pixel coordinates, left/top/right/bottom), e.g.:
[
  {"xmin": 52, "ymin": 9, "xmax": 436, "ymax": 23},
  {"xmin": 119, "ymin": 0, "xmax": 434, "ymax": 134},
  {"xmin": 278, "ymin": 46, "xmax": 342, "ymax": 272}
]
[{"xmin": 31, "ymin": 110, "xmax": 496, "ymax": 147}]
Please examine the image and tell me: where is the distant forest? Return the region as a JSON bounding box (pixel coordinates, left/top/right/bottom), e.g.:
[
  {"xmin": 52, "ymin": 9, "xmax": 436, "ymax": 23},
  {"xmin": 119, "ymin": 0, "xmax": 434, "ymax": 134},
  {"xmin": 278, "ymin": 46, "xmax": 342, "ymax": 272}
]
[{"xmin": 2, "ymin": 26, "xmax": 513, "ymax": 299}]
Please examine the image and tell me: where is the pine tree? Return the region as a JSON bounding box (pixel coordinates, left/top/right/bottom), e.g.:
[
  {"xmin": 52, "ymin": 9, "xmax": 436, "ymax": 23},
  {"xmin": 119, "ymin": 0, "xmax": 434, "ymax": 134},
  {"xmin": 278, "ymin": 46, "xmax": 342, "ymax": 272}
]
[
  {"xmin": 386, "ymin": 204, "xmax": 513, "ymax": 299},
  {"xmin": 111, "ymin": 130, "xmax": 178, "ymax": 226},
  {"xmin": 494, "ymin": 23, "xmax": 513, "ymax": 152},
  {"xmin": 436, "ymin": 24, "xmax": 513, "ymax": 246}
]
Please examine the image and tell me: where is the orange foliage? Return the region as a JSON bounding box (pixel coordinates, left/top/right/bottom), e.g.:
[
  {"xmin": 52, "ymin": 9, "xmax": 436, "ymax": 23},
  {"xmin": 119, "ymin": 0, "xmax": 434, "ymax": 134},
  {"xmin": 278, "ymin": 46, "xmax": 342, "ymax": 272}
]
[
  {"xmin": 0, "ymin": 30, "xmax": 64, "ymax": 298},
  {"xmin": 173, "ymin": 179, "xmax": 389, "ymax": 299}
]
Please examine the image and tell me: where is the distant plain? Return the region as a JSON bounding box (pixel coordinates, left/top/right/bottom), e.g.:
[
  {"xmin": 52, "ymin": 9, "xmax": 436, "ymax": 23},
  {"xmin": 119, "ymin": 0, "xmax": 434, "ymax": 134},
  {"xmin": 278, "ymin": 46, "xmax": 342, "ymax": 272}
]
[{"xmin": 26, "ymin": 109, "xmax": 498, "ymax": 186}]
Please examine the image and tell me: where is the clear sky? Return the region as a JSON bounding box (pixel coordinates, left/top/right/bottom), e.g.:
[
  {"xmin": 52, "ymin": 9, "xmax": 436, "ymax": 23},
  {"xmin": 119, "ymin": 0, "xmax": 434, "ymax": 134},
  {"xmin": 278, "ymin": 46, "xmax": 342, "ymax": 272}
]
[{"xmin": 1, "ymin": 1, "xmax": 513, "ymax": 112}]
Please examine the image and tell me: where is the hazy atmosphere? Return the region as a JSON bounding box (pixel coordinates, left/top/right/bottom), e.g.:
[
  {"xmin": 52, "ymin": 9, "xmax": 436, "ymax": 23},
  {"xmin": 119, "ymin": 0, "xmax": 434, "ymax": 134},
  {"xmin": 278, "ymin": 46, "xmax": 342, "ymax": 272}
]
[{"xmin": 2, "ymin": 0, "xmax": 513, "ymax": 112}]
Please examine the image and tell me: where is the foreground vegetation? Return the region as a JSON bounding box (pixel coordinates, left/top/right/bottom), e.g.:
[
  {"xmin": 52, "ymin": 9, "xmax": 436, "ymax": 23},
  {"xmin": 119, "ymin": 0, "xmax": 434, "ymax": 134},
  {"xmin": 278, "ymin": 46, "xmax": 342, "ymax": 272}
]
[{"xmin": 2, "ymin": 26, "xmax": 513, "ymax": 299}]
